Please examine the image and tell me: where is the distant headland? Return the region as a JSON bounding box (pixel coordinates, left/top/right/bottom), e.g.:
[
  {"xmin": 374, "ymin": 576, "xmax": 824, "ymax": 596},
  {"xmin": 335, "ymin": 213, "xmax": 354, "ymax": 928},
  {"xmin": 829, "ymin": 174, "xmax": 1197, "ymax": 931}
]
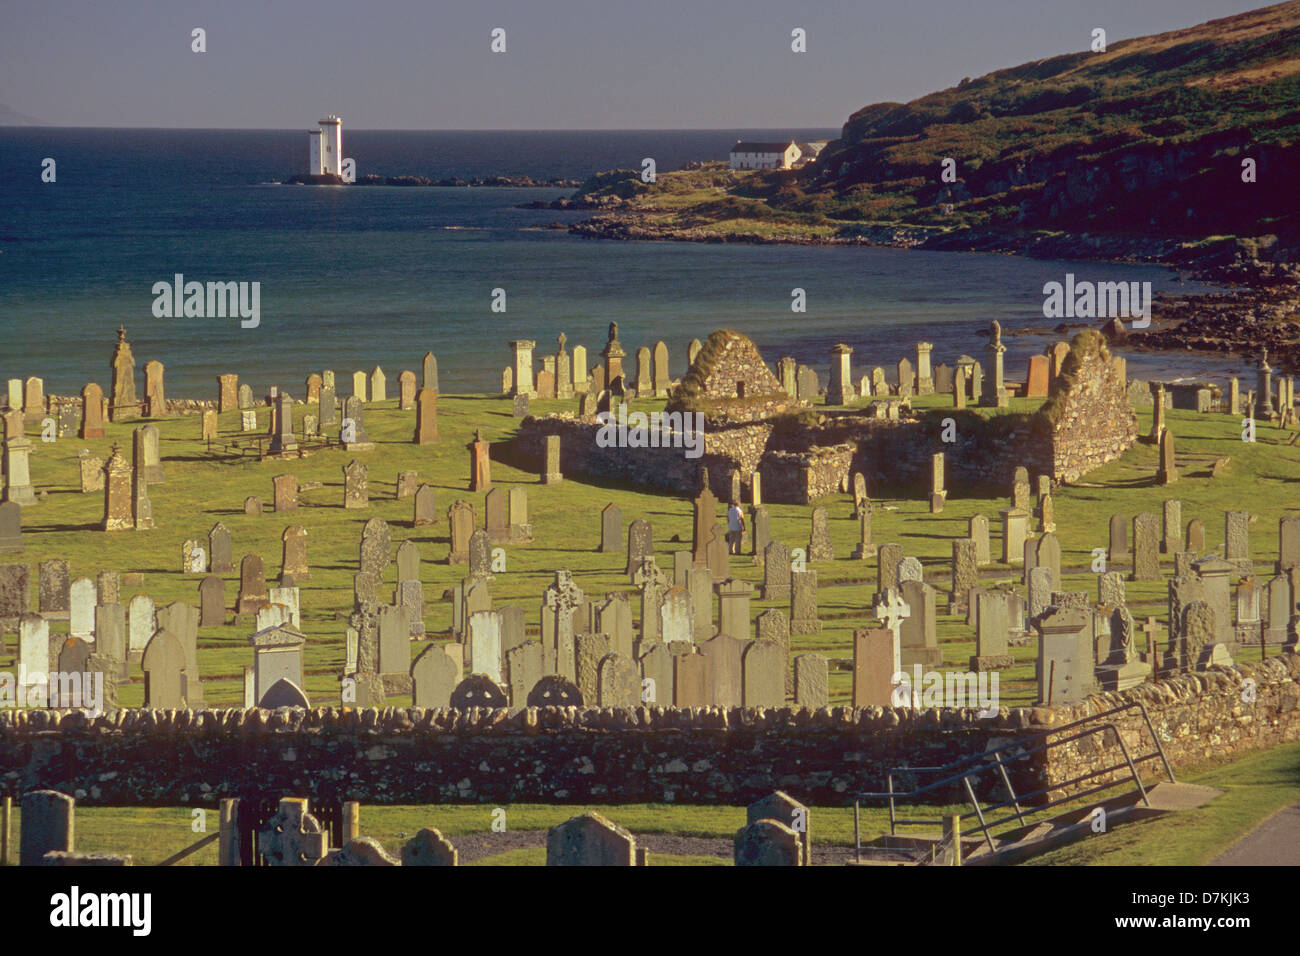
[
  {"xmin": 284, "ymin": 172, "xmax": 580, "ymax": 188},
  {"xmin": 293, "ymin": 114, "xmax": 579, "ymax": 188}
]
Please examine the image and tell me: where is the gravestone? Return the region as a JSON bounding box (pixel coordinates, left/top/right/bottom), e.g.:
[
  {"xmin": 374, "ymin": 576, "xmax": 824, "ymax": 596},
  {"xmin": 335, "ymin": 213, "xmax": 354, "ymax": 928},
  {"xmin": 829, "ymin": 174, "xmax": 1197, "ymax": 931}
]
[
  {"xmin": 751, "ymin": 505, "xmax": 771, "ymax": 561},
  {"xmin": 950, "ymin": 539, "xmax": 978, "ymax": 614},
  {"xmin": 546, "ymin": 813, "xmax": 636, "ymax": 866},
  {"xmin": 281, "ymin": 525, "xmax": 309, "ymax": 579},
  {"xmin": 397, "ymin": 370, "xmax": 417, "ymax": 411},
  {"xmin": 343, "ymin": 460, "xmax": 368, "ymax": 510},
  {"xmin": 790, "ymin": 570, "xmax": 820, "ymax": 634},
  {"xmin": 80, "ymin": 383, "xmax": 106, "ymax": 439},
  {"xmin": 852, "ymin": 628, "xmax": 895, "ymax": 707},
  {"xmin": 600, "ymin": 503, "xmax": 622, "ymax": 553},
  {"xmin": 793, "ymin": 653, "xmax": 828, "ymax": 708},
  {"xmin": 415, "ymin": 389, "xmax": 439, "ymax": 445},
  {"xmin": 969, "ymin": 515, "xmax": 990, "ymax": 565},
  {"xmin": 199, "ymin": 576, "xmax": 225, "ymax": 627},
  {"xmin": 39, "ymin": 559, "xmax": 70, "ymax": 615},
  {"xmin": 468, "ymin": 609, "xmax": 504, "ymax": 684},
  {"xmin": 1098, "ymin": 571, "xmax": 1126, "ymax": 608},
  {"xmin": 716, "ymin": 578, "xmax": 753, "ymax": 639},
  {"xmin": 68, "ymin": 577, "xmax": 96, "ymax": 639},
  {"xmin": 447, "ymin": 500, "xmax": 474, "ymax": 563},
  {"xmin": 396, "ymin": 471, "xmax": 419, "ymax": 499},
  {"xmin": 594, "ymin": 593, "xmax": 634, "ymax": 660},
  {"xmin": 734, "ymin": 820, "xmax": 803, "ymax": 867},
  {"xmin": 742, "ymin": 639, "xmax": 784, "ymax": 707},
  {"xmin": 1035, "ymin": 606, "xmax": 1095, "ymax": 704},
  {"xmin": 127, "ymin": 594, "xmax": 155, "ymax": 653},
  {"xmin": 971, "ymin": 590, "xmax": 1014, "ymax": 670},
  {"xmin": 78, "ymin": 452, "xmax": 104, "ymax": 494},
  {"xmin": 1036, "ymin": 533, "xmax": 1061, "ymax": 590},
  {"xmin": 597, "ymin": 652, "xmax": 640, "ymax": 707},
  {"xmin": 485, "ymin": 488, "xmax": 509, "ymax": 545},
  {"xmin": 0, "ymin": 563, "xmax": 29, "ymax": 625},
  {"xmin": 574, "ymin": 632, "xmax": 612, "ymax": 703},
  {"xmin": 1279, "ymin": 515, "xmax": 1300, "ymax": 574},
  {"xmin": 756, "ymin": 608, "xmax": 791, "ymax": 695},
  {"xmin": 899, "ymin": 579, "xmax": 939, "ymax": 668},
  {"xmin": 808, "ymin": 507, "xmax": 833, "ymax": 561},
  {"xmin": 505, "ymin": 640, "xmax": 543, "ymax": 706},
  {"xmin": 359, "ymin": 518, "xmax": 391, "ymax": 577},
  {"xmin": 413, "ymin": 485, "xmax": 436, "ymax": 526},
  {"xmin": 527, "ymin": 674, "xmax": 583, "ymax": 707},
  {"xmin": 659, "ymin": 586, "xmax": 693, "ymax": 644},
  {"xmin": 237, "ymin": 554, "xmax": 269, "ymax": 614},
  {"xmin": 273, "ymin": 474, "xmax": 298, "ymax": 512},
  {"xmin": 1161, "ymin": 499, "xmax": 1181, "ymax": 554},
  {"xmin": 625, "ymin": 518, "xmax": 653, "ymax": 577},
  {"xmin": 634, "ymin": 558, "xmax": 670, "ymax": 645},
  {"xmin": 706, "ymin": 519, "xmax": 730, "ymax": 581},
  {"xmin": 1027, "ymin": 566, "xmax": 1053, "ymax": 625},
  {"xmin": 698, "ymin": 632, "xmax": 748, "ymax": 707},
  {"xmin": 1131, "ymin": 513, "xmax": 1160, "ymax": 581},
  {"xmin": 468, "ymin": 529, "xmax": 492, "ymax": 575},
  {"xmin": 1109, "ymin": 514, "xmax": 1130, "ymax": 564},
  {"xmin": 1225, "ymin": 510, "xmax": 1251, "ymax": 574},
  {"xmin": 19, "ymin": 791, "xmax": 76, "ymax": 866},
  {"xmin": 0, "ymin": 501, "xmax": 21, "ymax": 553},
  {"xmin": 691, "ymin": 475, "xmax": 718, "ymax": 568},
  {"xmin": 1157, "ymin": 429, "xmax": 1177, "ymax": 484},
  {"xmin": 210, "ymin": 522, "xmax": 234, "ymax": 573},
  {"xmin": 876, "ymin": 543, "xmax": 904, "ymax": 600},
  {"xmin": 141, "ymin": 628, "xmax": 187, "ymax": 708}
]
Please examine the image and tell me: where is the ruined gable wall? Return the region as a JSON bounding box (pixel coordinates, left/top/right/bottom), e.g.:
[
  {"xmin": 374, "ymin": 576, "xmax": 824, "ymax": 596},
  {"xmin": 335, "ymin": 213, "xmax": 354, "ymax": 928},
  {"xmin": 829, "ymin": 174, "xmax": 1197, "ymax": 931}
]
[{"xmin": 1042, "ymin": 331, "xmax": 1138, "ymax": 482}]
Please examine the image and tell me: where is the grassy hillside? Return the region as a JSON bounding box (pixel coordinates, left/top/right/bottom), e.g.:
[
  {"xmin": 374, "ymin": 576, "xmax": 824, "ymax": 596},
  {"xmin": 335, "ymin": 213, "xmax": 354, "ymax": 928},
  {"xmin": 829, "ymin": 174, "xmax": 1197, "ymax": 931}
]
[{"xmin": 573, "ymin": 2, "xmax": 1300, "ymax": 259}]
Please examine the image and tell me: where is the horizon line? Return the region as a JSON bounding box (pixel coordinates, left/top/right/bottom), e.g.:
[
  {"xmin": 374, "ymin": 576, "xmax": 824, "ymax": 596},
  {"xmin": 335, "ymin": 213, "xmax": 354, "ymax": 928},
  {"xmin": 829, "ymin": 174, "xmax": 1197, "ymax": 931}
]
[{"xmin": 0, "ymin": 124, "xmax": 844, "ymax": 134}]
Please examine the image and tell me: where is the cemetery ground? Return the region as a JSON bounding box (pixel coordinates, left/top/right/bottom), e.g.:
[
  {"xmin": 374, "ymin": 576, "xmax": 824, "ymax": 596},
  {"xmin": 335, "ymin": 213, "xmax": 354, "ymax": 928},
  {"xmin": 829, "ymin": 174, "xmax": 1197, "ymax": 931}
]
[
  {"xmin": 4, "ymin": 379, "xmax": 1300, "ymax": 866},
  {"xmin": 4, "ymin": 742, "xmax": 1296, "ymax": 865},
  {"xmin": 3, "ymin": 387, "xmax": 1294, "ymax": 709}
]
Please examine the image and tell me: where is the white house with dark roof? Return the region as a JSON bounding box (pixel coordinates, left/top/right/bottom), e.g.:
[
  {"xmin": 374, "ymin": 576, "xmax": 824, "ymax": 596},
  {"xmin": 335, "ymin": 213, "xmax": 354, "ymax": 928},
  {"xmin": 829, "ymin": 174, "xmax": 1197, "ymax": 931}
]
[{"xmin": 729, "ymin": 140, "xmax": 802, "ymax": 171}]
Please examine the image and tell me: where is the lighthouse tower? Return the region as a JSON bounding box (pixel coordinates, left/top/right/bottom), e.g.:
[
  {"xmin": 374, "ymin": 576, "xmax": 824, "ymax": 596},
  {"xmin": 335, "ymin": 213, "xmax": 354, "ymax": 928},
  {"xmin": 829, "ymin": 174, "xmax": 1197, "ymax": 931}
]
[
  {"xmin": 319, "ymin": 115, "xmax": 342, "ymax": 176},
  {"xmin": 307, "ymin": 128, "xmax": 324, "ymax": 175}
]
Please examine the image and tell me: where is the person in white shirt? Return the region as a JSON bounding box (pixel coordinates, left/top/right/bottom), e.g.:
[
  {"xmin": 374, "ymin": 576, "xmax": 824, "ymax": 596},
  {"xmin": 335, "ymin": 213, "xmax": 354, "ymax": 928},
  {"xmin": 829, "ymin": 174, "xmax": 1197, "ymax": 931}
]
[{"xmin": 726, "ymin": 499, "xmax": 745, "ymax": 555}]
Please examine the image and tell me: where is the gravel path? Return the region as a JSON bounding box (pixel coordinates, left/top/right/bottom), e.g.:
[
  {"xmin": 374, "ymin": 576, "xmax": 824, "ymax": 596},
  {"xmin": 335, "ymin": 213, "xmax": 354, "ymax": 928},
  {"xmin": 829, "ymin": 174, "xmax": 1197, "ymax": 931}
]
[
  {"xmin": 1211, "ymin": 803, "xmax": 1300, "ymax": 866},
  {"xmin": 451, "ymin": 830, "xmax": 862, "ymax": 865}
]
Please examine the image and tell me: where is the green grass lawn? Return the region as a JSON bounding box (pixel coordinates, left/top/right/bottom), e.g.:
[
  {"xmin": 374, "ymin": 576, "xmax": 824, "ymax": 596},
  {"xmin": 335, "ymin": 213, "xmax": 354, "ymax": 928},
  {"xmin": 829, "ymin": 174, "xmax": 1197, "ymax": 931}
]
[
  {"xmin": 1029, "ymin": 742, "xmax": 1300, "ymax": 866},
  {"xmin": 2, "ymin": 797, "xmax": 963, "ymax": 865},
  {"xmin": 2, "ymin": 383, "xmax": 1298, "ymax": 710}
]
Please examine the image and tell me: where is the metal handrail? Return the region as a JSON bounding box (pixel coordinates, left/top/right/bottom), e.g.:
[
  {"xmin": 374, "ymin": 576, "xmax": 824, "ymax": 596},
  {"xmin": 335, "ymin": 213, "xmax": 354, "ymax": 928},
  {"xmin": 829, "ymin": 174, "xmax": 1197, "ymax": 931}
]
[{"xmin": 852, "ymin": 700, "xmax": 1175, "ymax": 862}]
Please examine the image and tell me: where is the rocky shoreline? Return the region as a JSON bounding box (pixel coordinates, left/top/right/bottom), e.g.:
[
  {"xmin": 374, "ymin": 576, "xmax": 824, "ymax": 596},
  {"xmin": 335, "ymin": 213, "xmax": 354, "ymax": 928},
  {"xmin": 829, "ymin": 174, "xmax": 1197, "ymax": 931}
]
[{"xmin": 543, "ymin": 197, "xmax": 1300, "ymax": 372}]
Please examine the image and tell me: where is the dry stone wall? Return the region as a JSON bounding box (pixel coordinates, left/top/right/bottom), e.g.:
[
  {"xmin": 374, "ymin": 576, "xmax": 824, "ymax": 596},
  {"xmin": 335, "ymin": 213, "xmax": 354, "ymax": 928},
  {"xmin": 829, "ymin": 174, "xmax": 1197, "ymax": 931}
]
[{"xmin": 3, "ymin": 654, "xmax": 1297, "ymax": 807}]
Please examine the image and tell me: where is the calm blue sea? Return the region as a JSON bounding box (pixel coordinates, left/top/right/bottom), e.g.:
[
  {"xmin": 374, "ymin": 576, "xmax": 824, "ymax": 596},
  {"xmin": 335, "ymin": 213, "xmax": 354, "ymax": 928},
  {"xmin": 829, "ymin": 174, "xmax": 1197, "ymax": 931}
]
[{"xmin": 0, "ymin": 127, "xmax": 1233, "ymax": 397}]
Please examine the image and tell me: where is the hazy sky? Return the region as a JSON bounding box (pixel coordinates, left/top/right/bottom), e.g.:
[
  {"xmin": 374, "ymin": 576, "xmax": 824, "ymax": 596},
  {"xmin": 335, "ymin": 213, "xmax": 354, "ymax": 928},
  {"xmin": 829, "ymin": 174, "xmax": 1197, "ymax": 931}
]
[{"xmin": 0, "ymin": 0, "xmax": 1272, "ymax": 129}]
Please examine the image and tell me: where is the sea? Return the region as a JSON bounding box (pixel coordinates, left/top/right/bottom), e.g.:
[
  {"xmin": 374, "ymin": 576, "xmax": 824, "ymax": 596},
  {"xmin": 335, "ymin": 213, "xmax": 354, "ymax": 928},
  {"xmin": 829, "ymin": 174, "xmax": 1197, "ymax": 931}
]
[{"xmin": 0, "ymin": 127, "xmax": 1241, "ymax": 397}]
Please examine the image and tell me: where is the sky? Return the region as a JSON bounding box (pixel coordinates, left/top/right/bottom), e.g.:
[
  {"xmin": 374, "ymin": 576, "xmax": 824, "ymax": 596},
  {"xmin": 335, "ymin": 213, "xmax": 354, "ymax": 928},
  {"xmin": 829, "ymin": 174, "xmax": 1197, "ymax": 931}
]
[{"xmin": 0, "ymin": 0, "xmax": 1275, "ymax": 129}]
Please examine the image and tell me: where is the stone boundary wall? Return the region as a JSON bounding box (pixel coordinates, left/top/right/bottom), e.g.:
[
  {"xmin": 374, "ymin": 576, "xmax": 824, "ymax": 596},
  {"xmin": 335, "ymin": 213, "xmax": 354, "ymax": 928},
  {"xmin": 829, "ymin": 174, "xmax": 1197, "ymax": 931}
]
[
  {"xmin": 0, "ymin": 705, "xmax": 1040, "ymax": 807},
  {"xmin": 513, "ymin": 410, "xmax": 1059, "ymax": 500},
  {"xmin": 2, "ymin": 655, "xmax": 1296, "ymax": 807},
  {"xmin": 508, "ymin": 416, "xmax": 773, "ymax": 497},
  {"xmin": 1042, "ymin": 654, "xmax": 1300, "ymax": 791}
]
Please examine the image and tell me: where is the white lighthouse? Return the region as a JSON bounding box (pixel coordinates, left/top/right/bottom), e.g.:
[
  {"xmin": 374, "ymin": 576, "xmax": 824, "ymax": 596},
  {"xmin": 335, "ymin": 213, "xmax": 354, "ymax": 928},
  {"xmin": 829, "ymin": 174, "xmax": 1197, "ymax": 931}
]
[
  {"xmin": 307, "ymin": 128, "xmax": 324, "ymax": 175},
  {"xmin": 319, "ymin": 115, "xmax": 342, "ymax": 176}
]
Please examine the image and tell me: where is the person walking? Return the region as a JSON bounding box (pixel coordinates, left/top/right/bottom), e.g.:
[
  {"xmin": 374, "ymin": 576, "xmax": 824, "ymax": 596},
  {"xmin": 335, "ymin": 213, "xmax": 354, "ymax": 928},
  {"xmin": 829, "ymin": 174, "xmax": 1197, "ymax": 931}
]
[{"xmin": 726, "ymin": 497, "xmax": 745, "ymax": 555}]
